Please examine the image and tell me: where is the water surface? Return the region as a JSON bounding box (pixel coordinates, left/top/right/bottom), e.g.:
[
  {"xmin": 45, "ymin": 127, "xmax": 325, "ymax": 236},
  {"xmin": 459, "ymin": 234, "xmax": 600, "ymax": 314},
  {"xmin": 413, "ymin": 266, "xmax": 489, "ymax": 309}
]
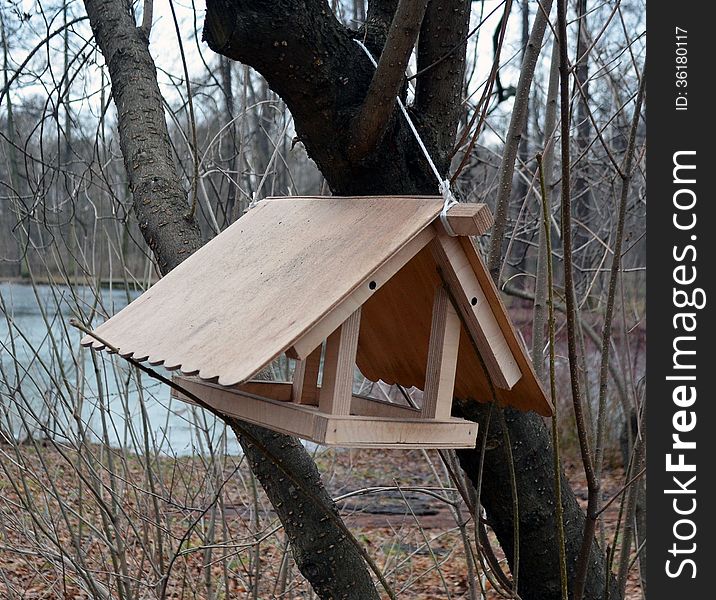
[{"xmin": 0, "ymin": 281, "xmax": 241, "ymax": 456}]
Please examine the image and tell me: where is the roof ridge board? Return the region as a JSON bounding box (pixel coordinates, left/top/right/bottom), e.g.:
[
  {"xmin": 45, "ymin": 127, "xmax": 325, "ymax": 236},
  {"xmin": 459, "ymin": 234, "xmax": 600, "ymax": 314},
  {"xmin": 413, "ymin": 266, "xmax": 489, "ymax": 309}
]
[{"xmin": 263, "ymin": 195, "xmax": 444, "ymax": 201}]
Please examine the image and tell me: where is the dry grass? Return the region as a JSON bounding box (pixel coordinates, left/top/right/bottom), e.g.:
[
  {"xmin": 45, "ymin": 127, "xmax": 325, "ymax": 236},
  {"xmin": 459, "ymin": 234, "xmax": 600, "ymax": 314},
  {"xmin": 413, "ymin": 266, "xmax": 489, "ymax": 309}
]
[{"xmin": 0, "ymin": 442, "xmax": 642, "ymax": 599}]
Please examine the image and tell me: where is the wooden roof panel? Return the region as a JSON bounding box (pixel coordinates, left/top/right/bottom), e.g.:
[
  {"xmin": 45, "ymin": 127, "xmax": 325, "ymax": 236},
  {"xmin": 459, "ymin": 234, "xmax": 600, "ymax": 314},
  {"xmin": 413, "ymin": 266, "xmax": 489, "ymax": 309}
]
[{"xmin": 82, "ymin": 196, "xmax": 444, "ymax": 386}]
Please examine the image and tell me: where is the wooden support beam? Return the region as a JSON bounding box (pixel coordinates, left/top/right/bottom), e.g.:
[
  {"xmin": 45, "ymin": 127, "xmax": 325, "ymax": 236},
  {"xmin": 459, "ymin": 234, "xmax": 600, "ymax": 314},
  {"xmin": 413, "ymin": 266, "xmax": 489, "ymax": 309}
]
[
  {"xmin": 351, "ymin": 394, "xmax": 420, "ymax": 419},
  {"xmin": 319, "ymin": 308, "xmax": 361, "ymax": 416},
  {"xmin": 172, "ymin": 376, "xmax": 478, "ymax": 449},
  {"xmin": 292, "ymin": 345, "xmax": 322, "ymax": 405},
  {"xmin": 431, "ymin": 235, "xmax": 522, "ymax": 389},
  {"xmin": 319, "ymin": 416, "xmax": 477, "ymax": 448},
  {"xmin": 234, "ymin": 380, "xmax": 424, "ymax": 418},
  {"xmin": 440, "ymin": 203, "xmax": 494, "ymax": 236},
  {"xmin": 234, "ymin": 380, "xmax": 291, "ymax": 401},
  {"xmin": 422, "ymin": 286, "xmax": 461, "ymax": 420}
]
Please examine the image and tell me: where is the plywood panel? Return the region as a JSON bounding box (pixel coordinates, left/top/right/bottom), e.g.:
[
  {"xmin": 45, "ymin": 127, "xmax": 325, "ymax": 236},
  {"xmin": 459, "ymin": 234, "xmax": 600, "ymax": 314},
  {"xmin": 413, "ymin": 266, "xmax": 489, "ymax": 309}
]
[
  {"xmin": 83, "ymin": 196, "xmax": 444, "ymax": 386},
  {"xmin": 356, "ymin": 245, "xmax": 437, "ymax": 390},
  {"xmin": 357, "ymin": 243, "xmax": 552, "ymax": 416}
]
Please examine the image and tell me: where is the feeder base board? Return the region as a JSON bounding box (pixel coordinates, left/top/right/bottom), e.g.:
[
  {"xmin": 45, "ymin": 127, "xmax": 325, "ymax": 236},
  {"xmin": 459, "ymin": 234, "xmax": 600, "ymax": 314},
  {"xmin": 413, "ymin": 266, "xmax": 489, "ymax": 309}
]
[{"xmin": 171, "ymin": 377, "xmax": 477, "ymax": 449}]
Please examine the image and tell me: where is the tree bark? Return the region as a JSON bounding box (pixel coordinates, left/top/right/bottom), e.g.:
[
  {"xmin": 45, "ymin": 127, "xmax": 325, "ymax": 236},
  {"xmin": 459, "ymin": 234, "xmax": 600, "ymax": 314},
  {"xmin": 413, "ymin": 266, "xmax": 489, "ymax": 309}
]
[
  {"xmin": 204, "ymin": 2, "xmax": 620, "ymax": 599},
  {"xmin": 454, "ymin": 401, "xmax": 620, "ymax": 600},
  {"xmin": 83, "ymin": 1, "xmax": 380, "ymax": 598}
]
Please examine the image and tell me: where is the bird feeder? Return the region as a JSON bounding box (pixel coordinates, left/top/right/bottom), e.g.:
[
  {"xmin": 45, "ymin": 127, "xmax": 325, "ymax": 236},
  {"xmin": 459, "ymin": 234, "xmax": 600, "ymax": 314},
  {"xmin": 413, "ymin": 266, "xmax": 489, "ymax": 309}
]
[{"xmin": 81, "ymin": 196, "xmax": 552, "ymax": 449}]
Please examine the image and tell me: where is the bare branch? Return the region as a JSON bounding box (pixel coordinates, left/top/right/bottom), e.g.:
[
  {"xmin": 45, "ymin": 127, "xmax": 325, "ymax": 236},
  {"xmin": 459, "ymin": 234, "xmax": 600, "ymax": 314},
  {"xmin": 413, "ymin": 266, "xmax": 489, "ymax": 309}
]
[
  {"xmin": 140, "ymin": 0, "xmax": 153, "ymax": 37},
  {"xmin": 349, "ymin": 0, "xmax": 428, "ymax": 159},
  {"xmin": 556, "ymin": 2, "xmax": 597, "ymax": 599},
  {"xmin": 486, "ymin": 0, "xmax": 554, "ymax": 283}
]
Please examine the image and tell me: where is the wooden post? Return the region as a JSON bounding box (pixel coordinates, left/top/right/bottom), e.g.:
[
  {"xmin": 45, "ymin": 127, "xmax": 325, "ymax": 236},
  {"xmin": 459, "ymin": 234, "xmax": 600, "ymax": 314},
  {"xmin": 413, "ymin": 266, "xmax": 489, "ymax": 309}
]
[
  {"xmin": 319, "ymin": 308, "xmax": 361, "ymax": 416},
  {"xmin": 422, "ymin": 286, "xmax": 461, "ymax": 420},
  {"xmin": 292, "ymin": 344, "xmax": 322, "ymax": 405},
  {"xmin": 440, "ymin": 203, "xmax": 494, "ymax": 236}
]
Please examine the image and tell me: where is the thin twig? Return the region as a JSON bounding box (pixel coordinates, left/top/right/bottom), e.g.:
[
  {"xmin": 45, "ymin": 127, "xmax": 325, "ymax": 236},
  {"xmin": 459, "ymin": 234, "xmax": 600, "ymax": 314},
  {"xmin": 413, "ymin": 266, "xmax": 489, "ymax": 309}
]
[
  {"xmin": 69, "ymin": 319, "xmax": 397, "ymax": 600},
  {"xmin": 556, "ymin": 3, "xmax": 597, "ymax": 597},
  {"xmin": 537, "ymin": 152, "xmax": 568, "ymax": 600}
]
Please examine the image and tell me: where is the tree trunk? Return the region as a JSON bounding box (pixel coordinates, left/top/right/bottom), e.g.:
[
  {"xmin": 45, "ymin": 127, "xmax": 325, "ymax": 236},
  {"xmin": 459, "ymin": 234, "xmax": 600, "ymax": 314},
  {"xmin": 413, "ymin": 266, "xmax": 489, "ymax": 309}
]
[
  {"xmin": 82, "ymin": 1, "xmax": 380, "ymax": 597},
  {"xmin": 455, "ymin": 401, "xmax": 620, "ymax": 600},
  {"xmin": 204, "ymin": 2, "xmax": 620, "ymax": 599}
]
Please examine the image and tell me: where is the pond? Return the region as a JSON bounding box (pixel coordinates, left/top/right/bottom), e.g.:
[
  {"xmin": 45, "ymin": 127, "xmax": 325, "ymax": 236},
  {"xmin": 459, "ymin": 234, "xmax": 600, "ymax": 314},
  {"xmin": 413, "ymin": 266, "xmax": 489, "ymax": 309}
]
[{"xmin": 0, "ymin": 281, "xmax": 243, "ymax": 456}]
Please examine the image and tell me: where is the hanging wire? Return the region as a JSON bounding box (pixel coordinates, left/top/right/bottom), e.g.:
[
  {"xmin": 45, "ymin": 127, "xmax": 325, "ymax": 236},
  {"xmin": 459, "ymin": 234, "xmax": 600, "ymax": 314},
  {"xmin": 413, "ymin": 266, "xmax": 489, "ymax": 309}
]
[{"xmin": 353, "ymin": 39, "xmax": 459, "ymax": 236}]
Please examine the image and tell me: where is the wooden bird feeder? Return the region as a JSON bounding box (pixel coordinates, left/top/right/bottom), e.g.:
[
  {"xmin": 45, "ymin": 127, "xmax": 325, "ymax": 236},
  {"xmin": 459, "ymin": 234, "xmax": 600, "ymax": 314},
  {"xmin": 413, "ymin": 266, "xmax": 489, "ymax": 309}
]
[{"xmin": 81, "ymin": 196, "xmax": 552, "ymax": 449}]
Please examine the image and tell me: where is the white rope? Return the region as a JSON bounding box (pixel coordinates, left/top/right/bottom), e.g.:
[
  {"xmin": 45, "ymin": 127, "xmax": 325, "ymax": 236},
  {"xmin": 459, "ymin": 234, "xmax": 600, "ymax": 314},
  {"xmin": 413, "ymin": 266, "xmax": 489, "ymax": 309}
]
[
  {"xmin": 353, "ymin": 39, "xmax": 459, "ymax": 236},
  {"xmin": 246, "ymin": 192, "xmax": 261, "ymax": 212}
]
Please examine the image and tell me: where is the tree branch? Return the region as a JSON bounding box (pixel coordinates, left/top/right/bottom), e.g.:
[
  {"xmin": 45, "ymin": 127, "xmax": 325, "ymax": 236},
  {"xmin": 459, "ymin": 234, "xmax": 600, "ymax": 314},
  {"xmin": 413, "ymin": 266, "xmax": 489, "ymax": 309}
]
[
  {"xmin": 83, "ymin": 0, "xmax": 202, "ymax": 274},
  {"xmin": 84, "ymin": 1, "xmax": 382, "ymax": 597},
  {"xmin": 363, "ymin": 0, "xmax": 400, "ymax": 49},
  {"xmin": 349, "ymin": 0, "xmax": 428, "ymax": 159},
  {"xmin": 140, "ymin": 0, "xmax": 153, "ymax": 37},
  {"xmin": 486, "ymin": 0, "xmax": 554, "ymax": 283},
  {"xmin": 414, "ymin": 0, "xmax": 472, "ymax": 173}
]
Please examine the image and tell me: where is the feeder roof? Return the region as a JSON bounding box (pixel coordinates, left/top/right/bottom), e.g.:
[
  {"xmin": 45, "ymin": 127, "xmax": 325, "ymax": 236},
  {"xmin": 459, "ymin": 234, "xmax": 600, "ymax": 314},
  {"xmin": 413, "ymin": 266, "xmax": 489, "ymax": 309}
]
[{"xmin": 82, "ymin": 196, "xmax": 552, "ymax": 416}]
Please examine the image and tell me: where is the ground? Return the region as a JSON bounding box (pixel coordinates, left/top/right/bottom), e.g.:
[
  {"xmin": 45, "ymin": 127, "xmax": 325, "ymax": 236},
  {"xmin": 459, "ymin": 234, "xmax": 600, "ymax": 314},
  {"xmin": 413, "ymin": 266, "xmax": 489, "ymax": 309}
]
[{"xmin": 0, "ymin": 440, "xmax": 642, "ymax": 599}]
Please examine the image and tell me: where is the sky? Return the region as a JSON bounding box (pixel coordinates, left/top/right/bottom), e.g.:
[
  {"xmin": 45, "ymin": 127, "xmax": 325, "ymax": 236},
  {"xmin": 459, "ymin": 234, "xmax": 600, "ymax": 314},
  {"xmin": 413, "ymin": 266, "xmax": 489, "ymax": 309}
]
[{"xmin": 1, "ymin": 0, "xmax": 645, "ymax": 159}]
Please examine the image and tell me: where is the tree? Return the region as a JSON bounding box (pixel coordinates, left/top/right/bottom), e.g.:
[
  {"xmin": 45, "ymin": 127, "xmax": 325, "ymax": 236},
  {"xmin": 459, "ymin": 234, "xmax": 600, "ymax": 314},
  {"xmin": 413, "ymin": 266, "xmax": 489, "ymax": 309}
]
[
  {"xmin": 82, "ymin": 1, "xmax": 380, "ymax": 597},
  {"xmin": 80, "ymin": 0, "xmax": 622, "ymax": 598}
]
